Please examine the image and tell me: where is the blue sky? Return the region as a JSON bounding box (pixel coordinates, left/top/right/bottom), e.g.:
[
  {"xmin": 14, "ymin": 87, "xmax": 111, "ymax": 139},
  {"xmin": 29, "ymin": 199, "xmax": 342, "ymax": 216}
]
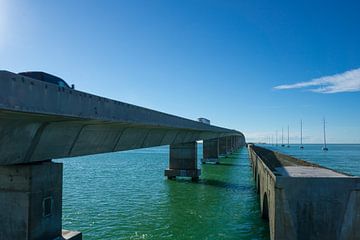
[{"xmin": 1, "ymin": 0, "xmax": 360, "ymax": 143}]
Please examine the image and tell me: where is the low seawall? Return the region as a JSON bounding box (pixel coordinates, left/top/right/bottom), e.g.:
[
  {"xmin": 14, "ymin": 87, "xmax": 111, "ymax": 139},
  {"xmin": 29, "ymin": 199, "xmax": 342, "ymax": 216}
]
[{"xmin": 248, "ymin": 145, "xmax": 360, "ymax": 240}]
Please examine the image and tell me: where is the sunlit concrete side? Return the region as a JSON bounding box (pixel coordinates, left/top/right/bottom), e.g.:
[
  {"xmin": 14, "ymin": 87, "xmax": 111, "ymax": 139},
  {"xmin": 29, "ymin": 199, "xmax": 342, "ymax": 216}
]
[
  {"xmin": 165, "ymin": 142, "xmax": 200, "ymax": 181},
  {"xmin": 248, "ymin": 145, "xmax": 360, "ymax": 240},
  {"xmin": 248, "ymin": 146, "xmax": 277, "ymax": 239},
  {"xmin": 0, "ymin": 70, "xmax": 243, "ymax": 165},
  {"xmin": 0, "ymin": 161, "xmax": 80, "ymax": 240}
]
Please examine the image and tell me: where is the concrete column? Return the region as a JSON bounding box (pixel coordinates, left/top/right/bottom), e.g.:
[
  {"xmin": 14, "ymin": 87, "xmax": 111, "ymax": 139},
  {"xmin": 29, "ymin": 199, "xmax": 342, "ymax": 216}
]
[
  {"xmin": 233, "ymin": 136, "xmax": 238, "ymax": 150},
  {"xmin": 0, "ymin": 161, "xmax": 82, "ymax": 240},
  {"xmin": 232, "ymin": 136, "xmax": 236, "ymax": 152},
  {"xmin": 233, "ymin": 136, "xmax": 239, "ymax": 151},
  {"xmin": 219, "ymin": 137, "xmax": 227, "ymax": 156},
  {"xmin": 164, "ymin": 141, "xmax": 201, "ymax": 181},
  {"xmin": 202, "ymin": 138, "xmax": 219, "ymax": 164},
  {"xmin": 226, "ymin": 136, "xmax": 232, "ymax": 155}
]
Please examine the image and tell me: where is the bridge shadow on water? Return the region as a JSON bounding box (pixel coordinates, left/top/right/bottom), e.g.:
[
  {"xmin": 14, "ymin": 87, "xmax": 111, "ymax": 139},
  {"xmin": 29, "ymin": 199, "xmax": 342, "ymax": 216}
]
[
  {"xmin": 171, "ymin": 177, "xmax": 254, "ymax": 192},
  {"xmin": 215, "ymin": 162, "xmax": 243, "ymax": 167},
  {"xmin": 180, "ymin": 178, "xmax": 255, "ymax": 192}
]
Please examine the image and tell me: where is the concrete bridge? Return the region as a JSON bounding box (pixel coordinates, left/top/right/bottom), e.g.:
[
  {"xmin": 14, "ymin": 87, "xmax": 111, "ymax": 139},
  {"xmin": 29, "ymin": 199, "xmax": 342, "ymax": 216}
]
[
  {"xmin": 0, "ymin": 70, "xmax": 245, "ymax": 240},
  {"xmin": 248, "ymin": 145, "xmax": 360, "ymax": 240}
]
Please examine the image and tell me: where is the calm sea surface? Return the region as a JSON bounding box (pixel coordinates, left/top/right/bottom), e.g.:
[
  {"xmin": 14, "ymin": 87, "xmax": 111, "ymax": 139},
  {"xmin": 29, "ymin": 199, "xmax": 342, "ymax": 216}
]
[
  {"xmin": 56, "ymin": 146, "xmax": 269, "ymax": 240},
  {"xmin": 56, "ymin": 144, "xmax": 360, "ymax": 239}
]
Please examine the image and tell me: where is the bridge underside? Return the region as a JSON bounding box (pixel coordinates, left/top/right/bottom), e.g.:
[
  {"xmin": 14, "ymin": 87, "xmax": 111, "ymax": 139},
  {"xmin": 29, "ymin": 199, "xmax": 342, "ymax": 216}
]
[{"xmin": 0, "ymin": 110, "xmax": 241, "ymax": 165}]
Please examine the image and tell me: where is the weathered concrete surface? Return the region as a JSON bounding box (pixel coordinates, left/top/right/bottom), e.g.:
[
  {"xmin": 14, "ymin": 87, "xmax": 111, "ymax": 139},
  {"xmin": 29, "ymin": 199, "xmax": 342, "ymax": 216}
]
[
  {"xmin": 202, "ymin": 138, "xmax": 219, "ymax": 164},
  {"xmin": 248, "ymin": 145, "xmax": 360, "ymax": 240},
  {"xmin": 218, "ymin": 136, "xmax": 245, "ymax": 157},
  {"xmin": 165, "ymin": 142, "xmax": 200, "ymax": 180},
  {"xmin": 219, "ymin": 137, "xmax": 227, "ymax": 156},
  {"xmin": 62, "ymin": 230, "xmax": 82, "ymax": 240},
  {"xmin": 226, "ymin": 137, "xmax": 232, "ymax": 154},
  {"xmin": 202, "ymin": 136, "xmax": 245, "ymax": 164},
  {"xmin": 0, "ymin": 161, "xmax": 77, "ymax": 239},
  {"xmin": 0, "ymin": 161, "xmax": 82, "ymax": 240},
  {"xmin": 275, "ymin": 166, "xmax": 346, "ymax": 177},
  {"xmin": 0, "ymin": 70, "xmax": 245, "ymax": 165}
]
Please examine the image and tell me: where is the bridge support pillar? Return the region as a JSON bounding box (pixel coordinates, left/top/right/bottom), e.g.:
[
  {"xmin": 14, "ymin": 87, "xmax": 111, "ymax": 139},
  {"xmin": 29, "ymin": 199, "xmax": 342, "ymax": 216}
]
[
  {"xmin": 236, "ymin": 136, "xmax": 240, "ymax": 150},
  {"xmin": 233, "ymin": 136, "xmax": 240, "ymax": 151},
  {"xmin": 0, "ymin": 161, "xmax": 82, "ymax": 240},
  {"xmin": 219, "ymin": 137, "xmax": 227, "ymax": 156},
  {"xmin": 238, "ymin": 136, "xmax": 243, "ymax": 149},
  {"xmin": 226, "ymin": 136, "xmax": 232, "ymax": 155},
  {"xmin": 165, "ymin": 142, "xmax": 200, "ymax": 181},
  {"xmin": 202, "ymin": 138, "xmax": 219, "ymax": 164},
  {"xmin": 231, "ymin": 136, "xmax": 235, "ymax": 152}
]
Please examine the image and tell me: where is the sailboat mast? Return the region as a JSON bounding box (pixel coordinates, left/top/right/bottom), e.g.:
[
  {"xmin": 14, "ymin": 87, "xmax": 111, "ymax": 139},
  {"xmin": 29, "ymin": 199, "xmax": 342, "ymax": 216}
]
[
  {"xmin": 300, "ymin": 120, "xmax": 303, "ymax": 145},
  {"xmin": 323, "ymin": 118, "xmax": 327, "ymax": 148},
  {"xmin": 282, "ymin": 128, "xmax": 284, "ymax": 145},
  {"xmin": 287, "ymin": 125, "xmax": 290, "ymax": 146}
]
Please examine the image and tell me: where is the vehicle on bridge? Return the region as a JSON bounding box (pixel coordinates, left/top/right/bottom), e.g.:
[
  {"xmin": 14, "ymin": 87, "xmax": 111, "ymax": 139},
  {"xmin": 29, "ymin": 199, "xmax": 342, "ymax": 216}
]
[
  {"xmin": 198, "ymin": 117, "xmax": 210, "ymax": 125},
  {"xmin": 18, "ymin": 71, "xmax": 74, "ymax": 89}
]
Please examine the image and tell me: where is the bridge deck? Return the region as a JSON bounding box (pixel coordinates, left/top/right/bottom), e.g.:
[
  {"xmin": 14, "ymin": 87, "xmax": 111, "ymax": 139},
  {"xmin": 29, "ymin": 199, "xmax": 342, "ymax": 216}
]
[
  {"xmin": 275, "ymin": 166, "xmax": 347, "ymax": 177},
  {"xmin": 251, "ymin": 145, "xmax": 350, "ymax": 177}
]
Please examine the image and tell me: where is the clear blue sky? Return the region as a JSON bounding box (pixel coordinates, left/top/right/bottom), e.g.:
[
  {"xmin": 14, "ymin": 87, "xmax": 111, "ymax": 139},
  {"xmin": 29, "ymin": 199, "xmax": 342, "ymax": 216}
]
[{"xmin": 1, "ymin": 0, "xmax": 360, "ymax": 143}]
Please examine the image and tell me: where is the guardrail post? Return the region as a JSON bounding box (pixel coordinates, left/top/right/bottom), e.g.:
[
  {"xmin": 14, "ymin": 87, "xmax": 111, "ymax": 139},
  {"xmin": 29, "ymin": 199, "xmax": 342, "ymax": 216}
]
[{"xmin": 164, "ymin": 141, "xmax": 200, "ymax": 181}]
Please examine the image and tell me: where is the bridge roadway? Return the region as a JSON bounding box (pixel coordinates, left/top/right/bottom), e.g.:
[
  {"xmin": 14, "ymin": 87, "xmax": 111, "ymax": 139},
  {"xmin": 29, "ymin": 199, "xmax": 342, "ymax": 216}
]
[
  {"xmin": 248, "ymin": 145, "xmax": 360, "ymax": 240},
  {"xmin": 0, "ymin": 70, "xmax": 245, "ymax": 240}
]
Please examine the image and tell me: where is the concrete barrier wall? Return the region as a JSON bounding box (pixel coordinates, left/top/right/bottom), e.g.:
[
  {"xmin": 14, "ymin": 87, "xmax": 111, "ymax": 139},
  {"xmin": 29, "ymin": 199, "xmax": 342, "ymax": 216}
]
[
  {"xmin": 248, "ymin": 147, "xmax": 277, "ymax": 239},
  {"xmin": 248, "ymin": 145, "xmax": 360, "ymax": 240}
]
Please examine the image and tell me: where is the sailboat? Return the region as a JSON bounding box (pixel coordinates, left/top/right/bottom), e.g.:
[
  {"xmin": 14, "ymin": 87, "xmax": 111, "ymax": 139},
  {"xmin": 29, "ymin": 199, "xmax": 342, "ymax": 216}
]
[
  {"xmin": 300, "ymin": 120, "xmax": 304, "ymax": 149},
  {"xmin": 287, "ymin": 125, "xmax": 290, "ymax": 147},
  {"xmin": 281, "ymin": 128, "xmax": 285, "ymax": 147},
  {"xmin": 322, "ymin": 118, "xmax": 328, "ymax": 151}
]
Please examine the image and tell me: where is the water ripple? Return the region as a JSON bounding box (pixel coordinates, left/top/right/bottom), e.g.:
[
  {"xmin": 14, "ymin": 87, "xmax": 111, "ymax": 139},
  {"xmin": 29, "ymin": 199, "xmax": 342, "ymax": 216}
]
[{"xmin": 57, "ymin": 146, "xmax": 269, "ymax": 239}]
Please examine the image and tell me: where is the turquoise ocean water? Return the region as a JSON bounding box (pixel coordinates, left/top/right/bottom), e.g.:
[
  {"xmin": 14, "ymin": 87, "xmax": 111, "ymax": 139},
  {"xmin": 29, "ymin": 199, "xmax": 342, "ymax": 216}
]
[{"xmin": 56, "ymin": 144, "xmax": 360, "ymax": 239}]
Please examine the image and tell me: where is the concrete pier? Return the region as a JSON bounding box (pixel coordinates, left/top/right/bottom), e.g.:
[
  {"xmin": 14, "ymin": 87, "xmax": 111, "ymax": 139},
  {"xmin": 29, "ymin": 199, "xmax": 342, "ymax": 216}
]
[
  {"xmin": 226, "ymin": 137, "xmax": 231, "ymax": 155},
  {"xmin": 219, "ymin": 137, "xmax": 227, "ymax": 156},
  {"xmin": 248, "ymin": 145, "xmax": 360, "ymax": 240},
  {"xmin": 165, "ymin": 142, "xmax": 201, "ymax": 181},
  {"xmin": 233, "ymin": 136, "xmax": 238, "ymax": 151},
  {"xmin": 0, "ymin": 161, "xmax": 81, "ymax": 240},
  {"xmin": 231, "ymin": 136, "xmax": 235, "ymax": 152},
  {"xmin": 202, "ymin": 138, "xmax": 219, "ymax": 164}
]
